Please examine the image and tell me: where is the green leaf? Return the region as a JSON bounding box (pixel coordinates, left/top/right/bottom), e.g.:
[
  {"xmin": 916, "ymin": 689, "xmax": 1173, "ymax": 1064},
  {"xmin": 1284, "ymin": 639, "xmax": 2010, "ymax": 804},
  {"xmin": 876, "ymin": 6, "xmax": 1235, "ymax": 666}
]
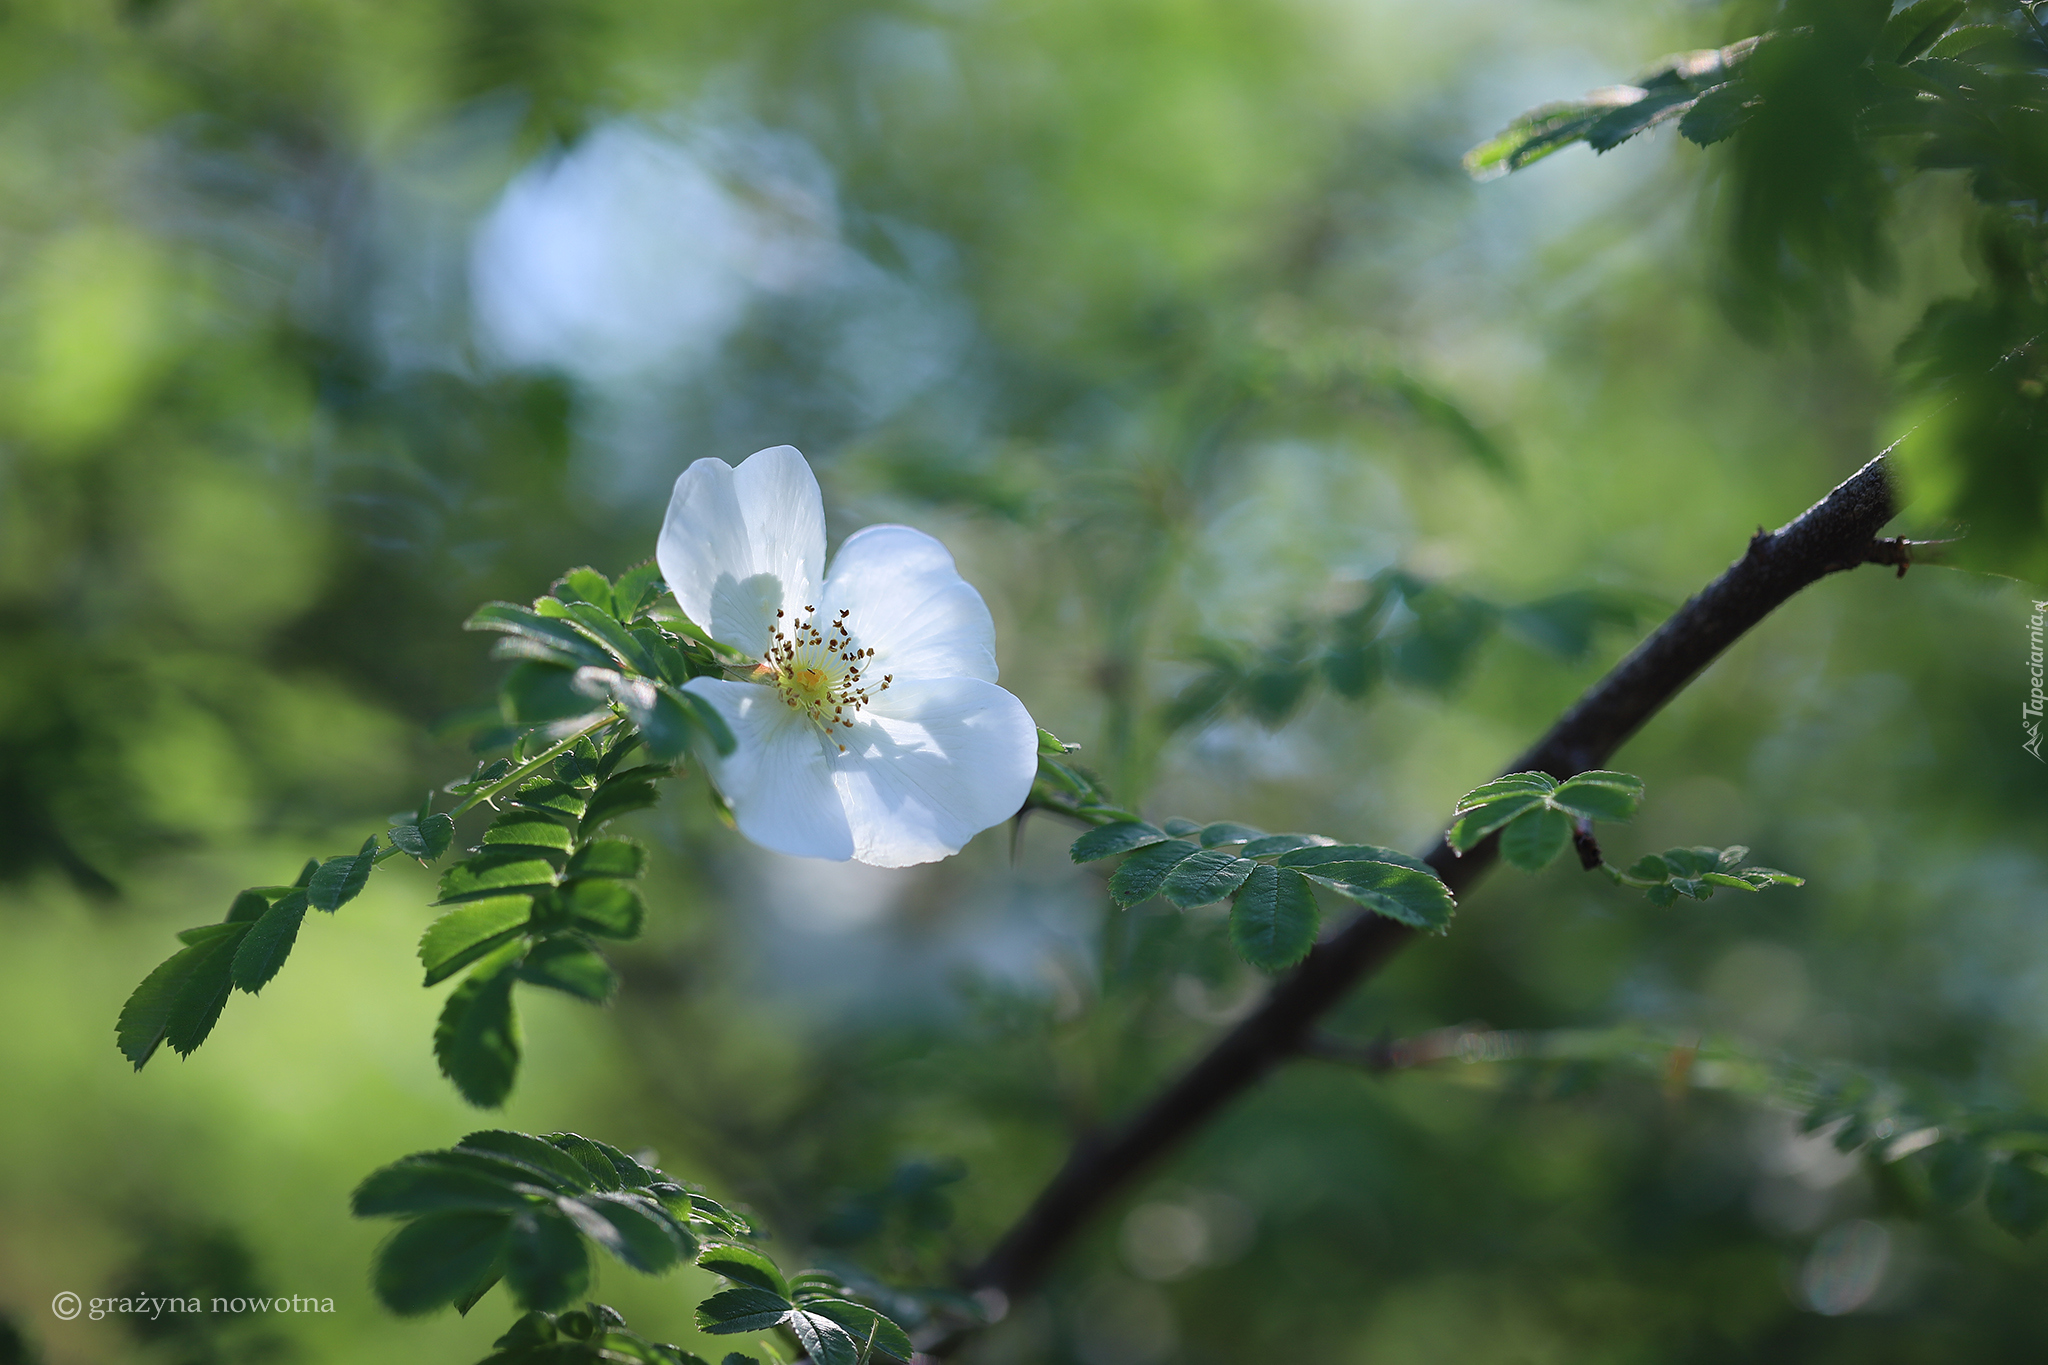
[
  {"xmin": 1457, "ymin": 773, "xmax": 1557, "ymax": 800},
  {"xmin": 117, "ymin": 924, "xmax": 243, "ymax": 1068},
  {"xmin": 1161, "ymin": 849, "xmax": 1258, "ymax": 907},
  {"xmin": 801, "ymin": 1301, "xmax": 915, "ymax": 1364},
  {"xmin": 558, "ymin": 567, "xmax": 618, "ymax": 620},
  {"xmin": 1928, "ymin": 1140, "xmax": 1988, "ymax": 1208},
  {"xmin": 467, "ymin": 603, "xmax": 612, "ymax": 669},
  {"xmin": 566, "ymin": 839, "xmax": 645, "ymax": 879},
  {"xmin": 1678, "ymin": 80, "xmax": 1758, "ymax": 146},
  {"xmin": 697, "ymin": 1286, "xmax": 795, "ymax": 1335},
  {"xmin": 581, "ymin": 775, "xmax": 662, "ymax": 837},
  {"xmin": 504, "ymin": 1207, "xmax": 591, "ymax": 1312},
  {"xmin": 230, "ymin": 889, "xmax": 309, "ymax": 993},
  {"xmin": 309, "ymin": 834, "xmax": 380, "ymax": 912},
  {"xmin": 352, "ymin": 1156, "xmax": 542, "ymax": 1217},
  {"xmin": 1198, "ymin": 821, "xmax": 1265, "ymax": 848},
  {"xmin": 502, "ymin": 661, "xmax": 616, "ymax": 726},
  {"xmin": 372, "ymin": 1210, "xmax": 510, "ymax": 1316},
  {"xmin": 164, "ymin": 923, "xmax": 248, "ymax": 1055},
  {"xmin": 459, "ymin": 1131, "xmax": 598, "ymax": 1193},
  {"xmin": 366, "ymin": 1211, "xmax": 501, "ymax": 1317},
  {"xmin": 1069, "ymin": 821, "xmax": 1168, "ymax": 863},
  {"xmin": 786, "ymin": 1311, "xmax": 861, "ymax": 1365},
  {"xmin": 439, "ymin": 856, "xmax": 560, "ymax": 904},
  {"xmin": 1240, "ymin": 833, "xmax": 1333, "ymax": 858},
  {"xmin": 421, "ymin": 898, "xmax": 536, "ymax": 987},
  {"xmin": 1161, "ymin": 818, "xmax": 1203, "ymax": 836},
  {"xmin": 1107, "ymin": 839, "xmax": 1200, "ymax": 907},
  {"xmin": 1499, "ymin": 807, "xmax": 1572, "ymax": 872},
  {"xmin": 1276, "ymin": 843, "xmax": 1436, "ymax": 876},
  {"xmin": 391, "ymin": 813, "xmax": 457, "ymax": 862},
  {"xmin": 614, "ymin": 562, "xmax": 667, "ymax": 621},
  {"xmin": 1987, "ymin": 1159, "xmax": 2048, "ymax": 1238},
  {"xmin": 1875, "ymin": 0, "xmax": 1966, "ymax": 63},
  {"xmin": 225, "ymin": 889, "xmax": 271, "ymax": 923},
  {"xmin": 518, "ymin": 938, "xmax": 617, "ymax": 1002},
  {"xmin": 1446, "ymin": 792, "xmax": 1546, "ymax": 853},
  {"xmin": 511, "ymin": 781, "xmax": 591, "ymax": 821},
  {"xmin": 1229, "ymin": 865, "xmax": 1320, "ymax": 970},
  {"xmin": 558, "ymin": 1192, "xmax": 691, "ymax": 1272},
  {"xmin": 562, "ymin": 880, "xmax": 646, "ymax": 939},
  {"xmin": 697, "ymin": 1244, "xmax": 789, "ymax": 1297},
  {"xmin": 563, "ymin": 601, "xmax": 661, "ymax": 676},
  {"xmin": 1549, "ymin": 774, "xmax": 1642, "ymax": 823},
  {"xmin": 604, "ymin": 677, "xmax": 701, "ymax": 762},
  {"xmin": 484, "ymin": 813, "xmax": 577, "ymax": 855},
  {"xmin": 1304, "ymin": 860, "xmax": 1455, "ymax": 931},
  {"xmin": 436, "ymin": 945, "xmax": 525, "ymax": 1108}
]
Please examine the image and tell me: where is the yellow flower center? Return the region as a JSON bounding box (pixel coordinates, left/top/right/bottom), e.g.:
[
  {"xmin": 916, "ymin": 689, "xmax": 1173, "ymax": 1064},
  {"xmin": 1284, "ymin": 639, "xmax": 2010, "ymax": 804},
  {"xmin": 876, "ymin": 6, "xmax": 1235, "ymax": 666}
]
[{"xmin": 759, "ymin": 604, "xmax": 893, "ymax": 752}]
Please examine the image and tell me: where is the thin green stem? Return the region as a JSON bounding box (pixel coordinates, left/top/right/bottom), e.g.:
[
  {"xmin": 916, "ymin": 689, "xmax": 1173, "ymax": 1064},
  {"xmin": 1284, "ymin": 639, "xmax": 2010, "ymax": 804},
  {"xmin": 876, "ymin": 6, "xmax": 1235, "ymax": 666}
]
[
  {"xmin": 447, "ymin": 717, "xmax": 621, "ymax": 819},
  {"xmin": 368, "ymin": 715, "xmax": 622, "ymax": 867}
]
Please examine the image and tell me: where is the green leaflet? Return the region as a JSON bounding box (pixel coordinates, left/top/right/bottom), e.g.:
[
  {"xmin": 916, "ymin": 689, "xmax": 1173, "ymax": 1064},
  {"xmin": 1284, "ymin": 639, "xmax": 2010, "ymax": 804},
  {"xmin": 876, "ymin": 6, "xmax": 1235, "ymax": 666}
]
[
  {"xmin": 1160, "ymin": 849, "xmax": 1257, "ymax": 908},
  {"xmin": 466, "ymin": 603, "xmax": 612, "ymax": 669},
  {"xmin": 562, "ymin": 880, "xmax": 645, "ymax": 939},
  {"xmin": 565, "ymin": 839, "xmax": 645, "ymax": 879},
  {"xmin": 697, "ymin": 1285, "xmax": 796, "ymax": 1335},
  {"xmin": 1499, "ymin": 807, "xmax": 1572, "ymax": 871},
  {"xmin": 505, "ymin": 1209, "xmax": 592, "ymax": 1312},
  {"xmin": 1987, "ymin": 1160, "xmax": 2048, "ymax": 1238},
  {"xmin": 374, "ymin": 1211, "xmax": 512, "ymax": 1317},
  {"xmin": 421, "ymin": 898, "xmax": 537, "ymax": 987},
  {"xmin": 697, "ymin": 1244, "xmax": 789, "ymax": 1297},
  {"xmin": 439, "ymin": 856, "xmax": 560, "ymax": 904},
  {"xmin": 1107, "ymin": 839, "xmax": 1200, "ymax": 907},
  {"xmin": 230, "ymin": 889, "xmax": 309, "ymax": 993},
  {"xmin": 484, "ymin": 813, "xmax": 577, "ymax": 854},
  {"xmin": 1302, "ymin": 859, "xmax": 1454, "ymax": 932},
  {"xmin": 1229, "ymin": 865, "xmax": 1320, "ymax": 970},
  {"xmin": 518, "ymin": 938, "xmax": 617, "ymax": 1003},
  {"xmin": 390, "ymin": 813, "xmax": 457, "ymax": 862},
  {"xmin": 116, "ymin": 923, "xmax": 248, "ymax": 1067},
  {"xmin": 436, "ymin": 943, "xmax": 526, "ymax": 1109},
  {"xmin": 1069, "ymin": 821, "xmax": 1168, "ymax": 863},
  {"xmin": 308, "ymin": 834, "xmax": 381, "ymax": 911},
  {"xmin": 1197, "ymin": 821, "xmax": 1265, "ymax": 848}
]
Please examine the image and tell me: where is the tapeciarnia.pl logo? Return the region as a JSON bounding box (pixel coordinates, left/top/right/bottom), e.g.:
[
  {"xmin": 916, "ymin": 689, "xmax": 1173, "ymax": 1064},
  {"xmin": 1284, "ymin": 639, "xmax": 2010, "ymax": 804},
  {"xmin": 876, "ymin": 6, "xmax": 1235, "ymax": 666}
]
[{"xmin": 2026, "ymin": 600, "xmax": 2047, "ymax": 762}]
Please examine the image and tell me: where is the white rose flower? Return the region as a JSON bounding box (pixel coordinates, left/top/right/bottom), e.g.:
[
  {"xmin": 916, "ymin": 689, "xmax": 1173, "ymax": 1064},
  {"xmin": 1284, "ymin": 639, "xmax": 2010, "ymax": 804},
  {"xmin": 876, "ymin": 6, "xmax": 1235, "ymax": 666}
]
[{"xmin": 657, "ymin": 445, "xmax": 1038, "ymax": 867}]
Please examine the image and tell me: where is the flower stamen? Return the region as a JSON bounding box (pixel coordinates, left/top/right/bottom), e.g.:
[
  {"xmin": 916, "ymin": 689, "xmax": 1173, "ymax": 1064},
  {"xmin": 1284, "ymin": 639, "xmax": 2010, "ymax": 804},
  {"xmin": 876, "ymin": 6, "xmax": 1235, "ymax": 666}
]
[{"xmin": 758, "ymin": 604, "xmax": 894, "ymax": 752}]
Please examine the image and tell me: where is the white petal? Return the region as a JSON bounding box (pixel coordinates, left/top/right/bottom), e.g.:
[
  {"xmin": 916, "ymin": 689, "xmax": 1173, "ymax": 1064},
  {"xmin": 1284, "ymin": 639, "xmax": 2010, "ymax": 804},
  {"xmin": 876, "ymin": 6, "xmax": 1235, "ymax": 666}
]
[
  {"xmin": 821, "ymin": 524, "xmax": 998, "ymax": 684},
  {"xmin": 829, "ymin": 676, "xmax": 1037, "ymax": 867},
  {"xmin": 682, "ymin": 678, "xmax": 854, "ymax": 861},
  {"xmin": 656, "ymin": 445, "xmax": 825, "ymax": 658}
]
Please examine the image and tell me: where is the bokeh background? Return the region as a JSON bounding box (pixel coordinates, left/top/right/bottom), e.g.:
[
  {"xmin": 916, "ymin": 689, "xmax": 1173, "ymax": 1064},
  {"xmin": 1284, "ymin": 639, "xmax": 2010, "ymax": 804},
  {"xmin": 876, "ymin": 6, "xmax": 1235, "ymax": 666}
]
[{"xmin": 2, "ymin": 0, "xmax": 2045, "ymax": 1360}]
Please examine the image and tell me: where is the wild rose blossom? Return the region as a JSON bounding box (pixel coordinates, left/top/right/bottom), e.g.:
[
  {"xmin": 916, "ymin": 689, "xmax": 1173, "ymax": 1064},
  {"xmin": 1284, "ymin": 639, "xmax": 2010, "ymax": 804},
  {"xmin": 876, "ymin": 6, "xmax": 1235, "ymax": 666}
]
[{"xmin": 657, "ymin": 445, "xmax": 1037, "ymax": 867}]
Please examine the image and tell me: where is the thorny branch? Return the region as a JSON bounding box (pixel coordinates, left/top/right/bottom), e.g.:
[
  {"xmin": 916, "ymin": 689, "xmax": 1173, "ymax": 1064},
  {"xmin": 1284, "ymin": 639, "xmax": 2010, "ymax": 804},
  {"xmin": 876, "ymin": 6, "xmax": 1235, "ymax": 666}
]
[{"xmin": 959, "ymin": 447, "xmax": 1911, "ymax": 1315}]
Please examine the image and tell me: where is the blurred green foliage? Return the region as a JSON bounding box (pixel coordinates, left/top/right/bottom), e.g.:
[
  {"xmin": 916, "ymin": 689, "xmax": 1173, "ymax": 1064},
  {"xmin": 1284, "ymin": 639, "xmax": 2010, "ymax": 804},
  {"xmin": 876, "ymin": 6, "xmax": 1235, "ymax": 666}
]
[{"xmin": 4, "ymin": 0, "xmax": 2048, "ymax": 1362}]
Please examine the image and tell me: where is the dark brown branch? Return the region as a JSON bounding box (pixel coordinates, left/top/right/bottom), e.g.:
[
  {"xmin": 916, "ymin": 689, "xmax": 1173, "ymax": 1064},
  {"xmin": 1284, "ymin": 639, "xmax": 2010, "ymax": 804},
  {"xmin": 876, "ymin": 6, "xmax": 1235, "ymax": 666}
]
[{"xmin": 967, "ymin": 450, "xmax": 1903, "ymax": 1302}]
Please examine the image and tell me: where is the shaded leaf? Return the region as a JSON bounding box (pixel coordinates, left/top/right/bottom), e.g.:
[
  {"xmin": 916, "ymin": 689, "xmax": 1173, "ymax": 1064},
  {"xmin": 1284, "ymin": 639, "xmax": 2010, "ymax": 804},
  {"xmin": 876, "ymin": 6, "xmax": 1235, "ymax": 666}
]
[
  {"xmin": 1499, "ymin": 807, "xmax": 1572, "ymax": 872},
  {"xmin": 1070, "ymin": 821, "xmax": 1169, "ymax": 863},
  {"xmin": 1107, "ymin": 839, "xmax": 1200, "ymax": 907},
  {"xmin": 1229, "ymin": 864, "xmax": 1320, "ymax": 970},
  {"xmin": 309, "ymin": 834, "xmax": 380, "ymax": 912},
  {"xmin": 518, "ymin": 938, "xmax": 617, "ymax": 1002},
  {"xmin": 421, "ymin": 897, "xmax": 536, "ymax": 987},
  {"xmin": 372, "ymin": 1210, "xmax": 509, "ymax": 1316},
  {"xmin": 436, "ymin": 945, "xmax": 525, "ymax": 1108},
  {"xmin": 230, "ymin": 889, "xmax": 309, "ymax": 993},
  {"xmin": 1161, "ymin": 849, "xmax": 1258, "ymax": 907}
]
